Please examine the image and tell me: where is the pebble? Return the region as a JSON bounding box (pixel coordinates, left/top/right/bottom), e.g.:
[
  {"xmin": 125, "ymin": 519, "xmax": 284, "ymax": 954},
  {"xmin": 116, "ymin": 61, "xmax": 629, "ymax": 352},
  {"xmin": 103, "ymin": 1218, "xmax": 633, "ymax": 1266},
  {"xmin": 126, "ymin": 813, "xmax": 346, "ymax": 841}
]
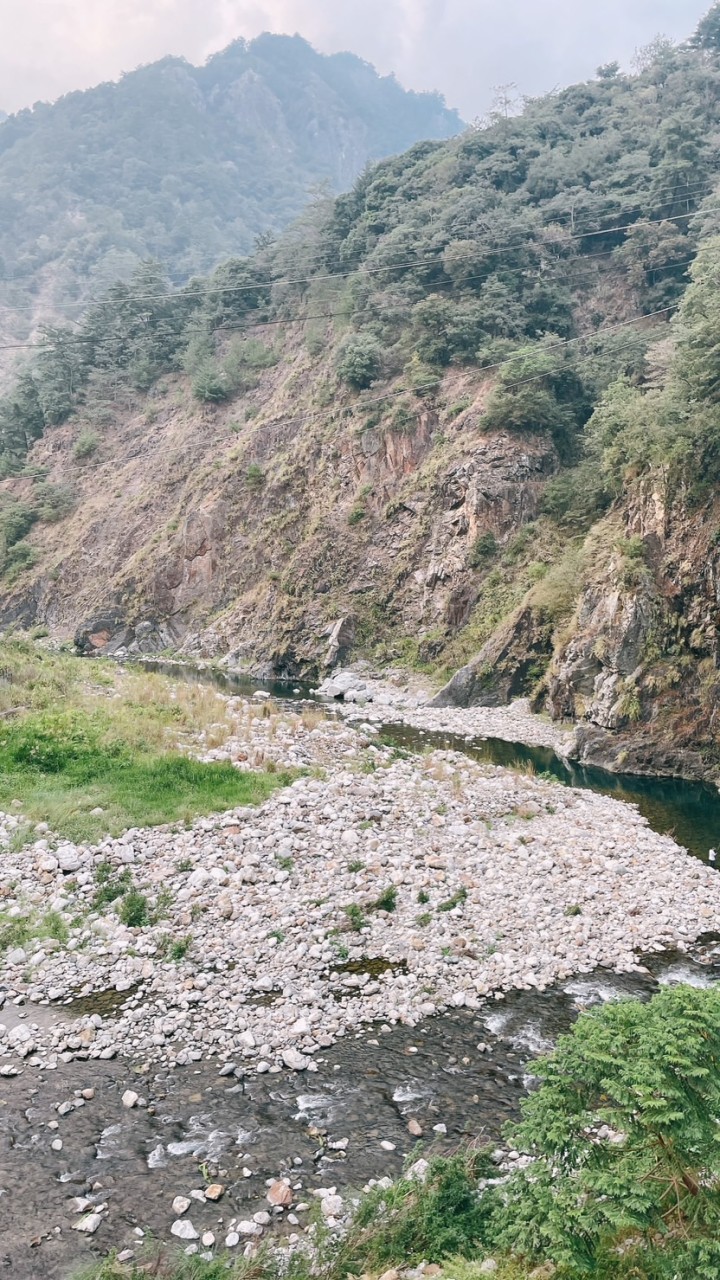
[
  {"xmin": 172, "ymin": 1196, "xmax": 192, "ymax": 1216},
  {"xmin": 121, "ymin": 1090, "xmax": 139, "ymax": 1109},
  {"xmin": 0, "ymin": 687, "xmax": 718, "ymax": 1088}
]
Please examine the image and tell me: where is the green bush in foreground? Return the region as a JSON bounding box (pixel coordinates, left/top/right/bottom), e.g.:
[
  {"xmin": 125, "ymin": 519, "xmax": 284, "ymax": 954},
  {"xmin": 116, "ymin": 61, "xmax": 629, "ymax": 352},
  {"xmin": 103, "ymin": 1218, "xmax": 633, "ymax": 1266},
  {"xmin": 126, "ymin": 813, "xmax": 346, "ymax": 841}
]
[{"xmin": 496, "ymin": 983, "xmax": 720, "ymax": 1278}]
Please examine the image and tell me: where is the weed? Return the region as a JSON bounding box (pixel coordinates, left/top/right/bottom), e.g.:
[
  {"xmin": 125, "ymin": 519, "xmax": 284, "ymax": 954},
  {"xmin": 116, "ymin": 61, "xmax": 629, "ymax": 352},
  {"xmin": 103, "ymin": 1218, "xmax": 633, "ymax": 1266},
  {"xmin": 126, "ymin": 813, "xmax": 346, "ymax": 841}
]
[
  {"xmin": 93, "ymin": 861, "xmax": 132, "ymax": 909},
  {"xmin": 438, "ymin": 887, "xmax": 468, "ymax": 913},
  {"xmin": 347, "ymin": 860, "xmax": 365, "ymax": 873},
  {"xmin": 344, "ymin": 904, "xmax": 367, "ymax": 932},
  {"xmin": 159, "ymin": 934, "xmax": 192, "ymax": 962},
  {"xmin": 371, "ymin": 885, "xmax": 398, "ymax": 913},
  {"xmin": 118, "ymin": 889, "xmax": 150, "ymax": 928},
  {"xmin": 418, "ymin": 890, "xmax": 430, "ymax": 905},
  {"xmin": 416, "ymin": 912, "xmax": 432, "ymax": 927}
]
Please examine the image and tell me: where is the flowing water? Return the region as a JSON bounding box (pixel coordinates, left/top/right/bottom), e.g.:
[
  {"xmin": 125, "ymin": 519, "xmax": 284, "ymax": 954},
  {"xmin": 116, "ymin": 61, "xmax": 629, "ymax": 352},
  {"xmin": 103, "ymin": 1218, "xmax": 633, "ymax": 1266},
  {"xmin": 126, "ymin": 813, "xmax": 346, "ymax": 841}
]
[
  {"xmin": 140, "ymin": 657, "xmax": 720, "ymax": 862},
  {"xmin": 10, "ymin": 659, "xmax": 707, "ymax": 1276}
]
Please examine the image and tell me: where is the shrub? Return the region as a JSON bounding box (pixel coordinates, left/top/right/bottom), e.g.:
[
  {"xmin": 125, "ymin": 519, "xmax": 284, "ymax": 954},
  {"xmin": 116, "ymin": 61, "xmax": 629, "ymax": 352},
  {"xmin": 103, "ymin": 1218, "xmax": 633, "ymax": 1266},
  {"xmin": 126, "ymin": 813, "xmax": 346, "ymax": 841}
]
[
  {"xmin": 494, "ymin": 985, "xmax": 720, "ymax": 1278},
  {"xmin": 469, "ymin": 531, "xmax": 497, "ymax": 567},
  {"xmin": 371, "ymin": 885, "xmax": 398, "ymax": 913},
  {"xmin": 73, "ymin": 430, "xmax": 99, "ymax": 460},
  {"xmin": 345, "ymin": 1151, "xmax": 496, "ymax": 1270},
  {"xmin": 245, "ymin": 463, "xmax": 265, "ymax": 489},
  {"xmin": 2, "ymin": 540, "xmax": 38, "ymax": 581},
  {"xmin": 118, "ymin": 888, "xmax": 150, "ymax": 928},
  {"xmin": 343, "ymin": 903, "xmax": 367, "ymax": 932},
  {"xmin": 192, "ymin": 360, "xmax": 229, "ymax": 403},
  {"xmin": 337, "ymin": 335, "xmax": 383, "ymax": 390}
]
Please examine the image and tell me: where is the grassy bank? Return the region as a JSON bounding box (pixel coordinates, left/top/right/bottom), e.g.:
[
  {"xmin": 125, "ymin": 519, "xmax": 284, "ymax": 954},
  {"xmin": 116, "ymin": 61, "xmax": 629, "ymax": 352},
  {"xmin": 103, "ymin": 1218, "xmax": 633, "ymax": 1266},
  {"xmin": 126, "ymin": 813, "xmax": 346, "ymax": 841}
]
[{"xmin": 0, "ymin": 636, "xmax": 287, "ymax": 841}]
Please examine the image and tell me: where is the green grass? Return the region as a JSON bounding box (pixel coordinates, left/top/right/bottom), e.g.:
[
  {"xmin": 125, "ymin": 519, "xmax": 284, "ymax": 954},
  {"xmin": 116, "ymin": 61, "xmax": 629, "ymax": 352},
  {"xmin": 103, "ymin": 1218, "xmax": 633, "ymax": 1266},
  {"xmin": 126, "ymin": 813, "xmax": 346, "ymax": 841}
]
[
  {"xmin": 0, "ymin": 748, "xmax": 285, "ymax": 843},
  {"xmin": 0, "ymin": 908, "xmax": 69, "ymax": 952},
  {"xmin": 0, "ymin": 701, "xmax": 288, "ymax": 842}
]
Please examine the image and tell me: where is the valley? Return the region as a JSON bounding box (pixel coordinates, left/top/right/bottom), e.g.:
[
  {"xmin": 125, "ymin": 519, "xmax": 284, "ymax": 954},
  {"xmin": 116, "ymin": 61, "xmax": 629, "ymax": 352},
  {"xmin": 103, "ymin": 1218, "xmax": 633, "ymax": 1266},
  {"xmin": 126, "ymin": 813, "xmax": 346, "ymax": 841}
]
[{"xmin": 4, "ymin": 6, "xmax": 720, "ymax": 1279}]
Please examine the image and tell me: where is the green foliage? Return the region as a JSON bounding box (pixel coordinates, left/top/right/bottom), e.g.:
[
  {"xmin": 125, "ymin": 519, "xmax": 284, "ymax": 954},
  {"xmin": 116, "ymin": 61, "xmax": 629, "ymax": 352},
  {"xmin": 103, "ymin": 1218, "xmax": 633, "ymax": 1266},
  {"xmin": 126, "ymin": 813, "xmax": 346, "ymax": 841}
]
[
  {"xmin": 469, "ymin": 531, "xmax": 498, "ymax": 567},
  {"xmin": 0, "ymin": 709, "xmax": 107, "ymax": 773},
  {"xmin": 495, "ymin": 985, "xmax": 720, "ymax": 1277},
  {"xmin": 0, "ymin": 704, "xmax": 285, "ymax": 842},
  {"xmin": 0, "ymin": 908, "xmax": 68, "ymax": 952},
  {"xmin": 437, "ymin": 887, "xmax": 468, "ymax": 912},
  {"xmin": 245, "ymin": 463, "xmax": 265, "ymax": 489},
  {"xmin": 336, "ymin": 335, "xmax": 383, "ymax": 389},
  {"xmin": 73, "ymin": 430, "xmax": 99, "ymax": 461},
  {"xmin": 118, "ymin": 889, "xmax": 150, "ymax": 928},
  {"xmin": 191, "ymin": 360, "xmax": 229, "ymax": 403},
  {"xmin": 343, "ymin": 903, "xmax": 367, "ymax": 932},
  {"xmin": 0, "ymin": 36, "xmax": 460, "ymax": 370},
  {"xmin": 93, "ymin": 861, "xmax": 132, "ymax": 909},
  {"xmin": 371, "ymin": 885, "xmax": 398, "ymax": 913},
  {"xmin": 694, "ymin": 3, "xmax": 720, "ymax": 51},
  {"xmin": 345, "ymin": 1151, "xmax": 496, "ymax": 1270}
]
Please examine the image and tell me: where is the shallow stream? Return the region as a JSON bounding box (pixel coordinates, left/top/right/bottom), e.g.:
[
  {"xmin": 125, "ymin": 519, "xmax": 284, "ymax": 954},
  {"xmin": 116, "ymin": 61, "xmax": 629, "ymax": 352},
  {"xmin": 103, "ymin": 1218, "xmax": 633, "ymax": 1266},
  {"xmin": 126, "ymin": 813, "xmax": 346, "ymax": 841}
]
[
  {"xmin": 141, "ymin": 658, "xmax": 720, "ymax": 862},
  {"xmin": 11, "ymin": 658, "xmax": 711, "ymax": 1276}
]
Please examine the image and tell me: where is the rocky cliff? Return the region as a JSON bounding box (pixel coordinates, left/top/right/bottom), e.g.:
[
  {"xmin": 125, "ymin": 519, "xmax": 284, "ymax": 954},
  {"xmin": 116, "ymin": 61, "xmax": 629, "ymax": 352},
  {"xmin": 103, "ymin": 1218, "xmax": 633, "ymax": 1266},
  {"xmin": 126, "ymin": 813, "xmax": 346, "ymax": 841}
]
[
  {"xmin": 3, "ymin": 16, "xmax": 720, "ymax": 783},
  {"xmin": 0, "ymin": 340, "xmax": 562, "ymax": 686}
]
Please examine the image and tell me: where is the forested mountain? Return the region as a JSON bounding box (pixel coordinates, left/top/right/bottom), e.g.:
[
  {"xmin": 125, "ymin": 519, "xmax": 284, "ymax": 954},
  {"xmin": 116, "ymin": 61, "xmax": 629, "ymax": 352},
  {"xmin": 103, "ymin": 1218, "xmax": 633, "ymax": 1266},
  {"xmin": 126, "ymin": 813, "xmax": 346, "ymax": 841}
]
[
  {"xmin": 0, "ymin": 34, "xmax": 461, "ymax": 353},
  {"xmin": 3, "ymin": 8, "xmax": 720, "ymax": 779}
]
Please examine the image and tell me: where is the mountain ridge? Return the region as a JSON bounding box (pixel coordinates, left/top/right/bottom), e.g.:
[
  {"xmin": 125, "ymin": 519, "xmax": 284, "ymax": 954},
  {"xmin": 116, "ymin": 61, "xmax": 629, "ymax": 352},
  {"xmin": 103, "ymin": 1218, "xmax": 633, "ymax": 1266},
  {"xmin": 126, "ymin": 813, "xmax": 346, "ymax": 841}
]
[
  {"xmin": 0, "ymin": 33, "xmax": 461, "ymax": 359},
  {"xmin": 3, "ymin": 10, "xmax": 720, "ymax": 780}
]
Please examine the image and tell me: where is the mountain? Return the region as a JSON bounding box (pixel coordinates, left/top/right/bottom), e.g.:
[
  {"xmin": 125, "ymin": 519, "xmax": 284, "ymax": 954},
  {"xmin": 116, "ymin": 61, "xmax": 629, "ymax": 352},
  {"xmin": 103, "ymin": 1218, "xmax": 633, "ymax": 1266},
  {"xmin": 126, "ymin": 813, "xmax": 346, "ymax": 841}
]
[
  {"xmin": 2, "ymin": 9, "xmax": 720, "ymax": 781},
  {"xmin": 0, "ymin": 34, "xmax": 461, "ymax": 351}
]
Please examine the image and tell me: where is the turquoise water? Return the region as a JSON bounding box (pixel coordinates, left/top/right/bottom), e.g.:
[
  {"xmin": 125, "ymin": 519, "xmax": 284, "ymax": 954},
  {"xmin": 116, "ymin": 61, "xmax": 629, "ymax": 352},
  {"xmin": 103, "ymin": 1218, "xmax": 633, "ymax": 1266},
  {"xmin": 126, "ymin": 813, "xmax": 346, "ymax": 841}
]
[{"xmin": 137, "ymin": 659, "xmax": 720, "ymax": 864}]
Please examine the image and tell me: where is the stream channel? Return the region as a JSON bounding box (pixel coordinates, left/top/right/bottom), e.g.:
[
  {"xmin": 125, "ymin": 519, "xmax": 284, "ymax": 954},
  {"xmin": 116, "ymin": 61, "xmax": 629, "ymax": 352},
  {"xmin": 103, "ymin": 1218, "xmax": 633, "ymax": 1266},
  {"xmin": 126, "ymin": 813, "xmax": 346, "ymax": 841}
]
[{"xmin": 2, "ymin": 660, "xmax": 720, "ymax": 1276}]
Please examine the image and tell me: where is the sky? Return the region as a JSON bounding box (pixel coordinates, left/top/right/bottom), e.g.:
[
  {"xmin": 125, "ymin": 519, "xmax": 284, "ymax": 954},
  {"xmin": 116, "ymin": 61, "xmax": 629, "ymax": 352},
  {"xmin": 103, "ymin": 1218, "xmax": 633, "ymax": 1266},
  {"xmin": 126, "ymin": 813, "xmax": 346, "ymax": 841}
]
[{"xmin": 0, "ymin": 0, "xmax": 712, "ymax": 121}]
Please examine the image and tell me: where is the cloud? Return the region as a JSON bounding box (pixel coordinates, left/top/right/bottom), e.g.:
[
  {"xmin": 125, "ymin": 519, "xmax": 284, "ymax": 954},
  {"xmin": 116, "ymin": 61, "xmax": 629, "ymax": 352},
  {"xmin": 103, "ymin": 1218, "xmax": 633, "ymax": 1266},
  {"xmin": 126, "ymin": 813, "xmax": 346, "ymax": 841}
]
[{"xmin": 0, "ymin": 0, "xmax": 712, "ymax": 118}]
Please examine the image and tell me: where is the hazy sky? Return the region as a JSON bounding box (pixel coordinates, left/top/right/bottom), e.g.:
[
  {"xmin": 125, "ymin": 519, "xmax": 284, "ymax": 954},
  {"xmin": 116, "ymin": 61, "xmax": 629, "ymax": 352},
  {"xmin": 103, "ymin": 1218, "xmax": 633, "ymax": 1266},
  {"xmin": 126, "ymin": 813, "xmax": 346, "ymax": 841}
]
[{"xmin": 0, "ymin": 0, "xmax": 712, "ymax": 120}]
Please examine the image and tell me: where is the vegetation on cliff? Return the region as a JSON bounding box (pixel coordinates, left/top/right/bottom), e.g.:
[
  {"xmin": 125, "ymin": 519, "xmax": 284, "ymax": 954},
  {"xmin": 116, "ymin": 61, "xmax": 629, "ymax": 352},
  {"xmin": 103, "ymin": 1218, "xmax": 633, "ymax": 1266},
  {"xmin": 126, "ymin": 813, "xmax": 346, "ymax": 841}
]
[
  {"xmin": 0, "ymin": 33, "xmax": 461, "ymax": 351},
  {"xmin": 3, "ymin": 9, "xmax": 720, "ymax": 773}
]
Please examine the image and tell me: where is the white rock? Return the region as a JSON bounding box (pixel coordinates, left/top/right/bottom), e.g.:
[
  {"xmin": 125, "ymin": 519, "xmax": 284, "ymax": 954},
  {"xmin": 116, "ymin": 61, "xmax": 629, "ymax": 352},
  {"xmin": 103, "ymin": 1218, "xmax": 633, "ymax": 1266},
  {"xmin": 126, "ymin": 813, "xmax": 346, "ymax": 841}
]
[
  {"xmin": 72, "ymin": 1213, "xmax": 103, "ymax": 1234},
  {"xmin": 171, "ymin": 1219, "xmax": 198, "ymax": 1240},
  {"xmin": 282, "ymin": 1048, "xmax": 310, "ymax": 1071}
]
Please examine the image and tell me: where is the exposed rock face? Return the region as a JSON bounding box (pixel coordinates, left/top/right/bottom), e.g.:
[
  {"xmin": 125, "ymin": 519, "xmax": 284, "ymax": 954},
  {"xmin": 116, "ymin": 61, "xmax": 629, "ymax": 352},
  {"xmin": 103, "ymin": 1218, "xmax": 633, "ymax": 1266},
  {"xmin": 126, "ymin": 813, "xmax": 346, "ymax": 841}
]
[
  {"xmin": 0, "ymin": 354, "xmax": 558, "ymax": 682},
  {"xmin": 432, "ymin": 606, "xmax": 554, "ymax": 708}
]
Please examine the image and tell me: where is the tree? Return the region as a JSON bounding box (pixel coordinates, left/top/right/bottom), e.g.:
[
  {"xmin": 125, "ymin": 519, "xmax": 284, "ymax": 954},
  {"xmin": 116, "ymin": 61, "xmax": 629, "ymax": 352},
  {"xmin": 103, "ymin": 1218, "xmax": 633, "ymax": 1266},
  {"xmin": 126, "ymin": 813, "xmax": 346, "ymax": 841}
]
[
  {"xmin": 693, "ymin": 2, "xmax": 720, "ymax": 51},
  {"xmin": 674, "ymin": 236, "xmax": 720, "ymax": 402},
  {"xmin": 336, "ymin": 335, "xmax": 383, "ymax": 389},
  {"xmin": 495, "ymin": 986, "xmax": 720, "ymax": 1278}
]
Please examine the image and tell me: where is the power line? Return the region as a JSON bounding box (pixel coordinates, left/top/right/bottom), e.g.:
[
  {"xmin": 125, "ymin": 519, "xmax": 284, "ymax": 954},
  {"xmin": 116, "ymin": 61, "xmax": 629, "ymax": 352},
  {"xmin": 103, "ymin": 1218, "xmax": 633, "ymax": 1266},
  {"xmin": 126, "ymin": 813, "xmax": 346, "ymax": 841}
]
[
  {"xmin": 0, "ymin": 254, "xmax": 693, "ymax": 354},
  {"xmin": 0, "ymin": 193, "xmax": 713, "ymax": 325},
  {"xmin": 227, "ymin": 304, "xmax": 676, "ymax": 442}
]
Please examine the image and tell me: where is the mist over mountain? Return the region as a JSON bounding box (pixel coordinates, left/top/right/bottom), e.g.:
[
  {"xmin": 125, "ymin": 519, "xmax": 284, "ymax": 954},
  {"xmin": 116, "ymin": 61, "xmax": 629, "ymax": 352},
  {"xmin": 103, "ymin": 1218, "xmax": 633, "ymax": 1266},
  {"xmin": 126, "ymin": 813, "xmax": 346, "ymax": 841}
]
[{"xmin": 0, "ymin": 33, "xmax": 461, "ymax": 352}]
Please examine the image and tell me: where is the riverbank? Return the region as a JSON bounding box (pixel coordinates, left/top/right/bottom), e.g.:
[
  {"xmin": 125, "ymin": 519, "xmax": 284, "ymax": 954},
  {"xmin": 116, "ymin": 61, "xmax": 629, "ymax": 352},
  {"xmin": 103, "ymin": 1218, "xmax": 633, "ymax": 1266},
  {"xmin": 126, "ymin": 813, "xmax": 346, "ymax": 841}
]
[
  {"xmin": 3, "ymin": 658, "xmax": 720, "ymax": 1275},
  {"xmin": 2, "ymin": 701, "xmax": 719, "ymax": 1075}
]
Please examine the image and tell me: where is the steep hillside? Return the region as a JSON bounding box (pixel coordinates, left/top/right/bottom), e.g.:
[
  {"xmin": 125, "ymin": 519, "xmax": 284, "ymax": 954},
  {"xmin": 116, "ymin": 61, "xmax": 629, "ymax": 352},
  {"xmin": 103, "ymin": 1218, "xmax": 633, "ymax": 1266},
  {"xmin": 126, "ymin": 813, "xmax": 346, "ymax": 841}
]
[
  {"xmin": 0, "ymin": 34, "xmax": 460, "ymax": 355},
  {"xmin": 3, "ymin": 9, "xmax": 720, "ymax": 781}
]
